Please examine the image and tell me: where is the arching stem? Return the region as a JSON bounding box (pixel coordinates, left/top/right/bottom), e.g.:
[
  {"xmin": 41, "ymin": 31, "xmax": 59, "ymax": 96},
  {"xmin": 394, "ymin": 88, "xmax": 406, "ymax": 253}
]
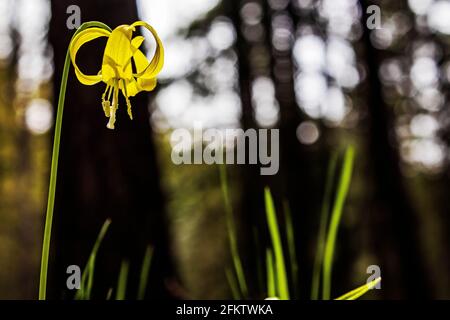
[{"xmin": 39, "ymin": 21, "xmax": 112, "ymax": 300}]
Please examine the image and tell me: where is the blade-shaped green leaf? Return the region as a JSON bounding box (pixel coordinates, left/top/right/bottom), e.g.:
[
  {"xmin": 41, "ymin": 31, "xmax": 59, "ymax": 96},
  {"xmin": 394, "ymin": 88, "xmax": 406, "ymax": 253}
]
[
  {"xmin": 116, "ymin": 260, "xmax": 129, "ymax": 300},
  {"xmin": 220, "ymin": 164, "xmax": 248, "ymax": 298},
  {"xmin": 335, "ymin": 277, "xmax": 381, "ymax": 300},
  {"xmin": 137, "ymin": 245, "xmax": 154, "ymax": 300},
  {"xmin": 322, "ymin": 146, "xmax": 355, "ymax": 300},
  {"xmin": 75, "ymin": 218, "xmax": 111, "ymax": 300},
  {"xmin": 265, "ymin": 187, "xmax": 289, "ymax": 300},
  {"xmin": 311, "ymin": 152, "xmax": 338, "ymax": 300},
  {"xmin": 266, "ymin": 249, "xmax": 276, "ymax": 298},
  {"xmin": 225, "ymin": 268, "xmax": 241, "ymax": 300}
]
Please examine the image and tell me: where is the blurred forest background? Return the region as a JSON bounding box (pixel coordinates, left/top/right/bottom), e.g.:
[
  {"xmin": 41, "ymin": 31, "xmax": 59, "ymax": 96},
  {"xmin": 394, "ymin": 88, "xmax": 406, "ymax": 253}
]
[{"xmin": 0, "ymin": 0, "xmax": 449, "ymax": 299}]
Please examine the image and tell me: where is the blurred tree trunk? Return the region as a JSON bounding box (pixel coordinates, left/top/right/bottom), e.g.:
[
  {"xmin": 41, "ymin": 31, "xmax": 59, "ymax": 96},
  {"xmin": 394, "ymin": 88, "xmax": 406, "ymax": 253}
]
[
  {"xmin": 228, "ymin": 0, "xmax": 264, "ymax": 298},
  {"xmin": 229, "ymin": 0, "xmax": 327, "ymax": 298},
  {"xmin": 263, "ymin": 0, "xmax": 324, "ymax": 299},
  {"xmin": 48, "ymin": 0, "xmax": 173, "ymax": 299},
  {"xmin": 360, "ymin": 0, "xmax": 430, "ymax": 299}
]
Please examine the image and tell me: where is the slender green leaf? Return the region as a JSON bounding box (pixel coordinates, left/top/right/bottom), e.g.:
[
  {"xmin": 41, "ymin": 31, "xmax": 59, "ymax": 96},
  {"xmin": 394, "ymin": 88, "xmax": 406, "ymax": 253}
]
[
  {"xmin": 137, "ymin": 245, "xmax": 154, "ymax": 300},
  {"xmin": 264, "ymin": 187, "xmax": 289, "ymax": 300},
  {"xmin": 266, "ymin": 249, "xmax": 276, "ymax": 298},
  {"xmin": 322, "ymin": 146, "xmax": 355, "ymax": 300},
  {"xmin": 220, "ymin": 164, "xmax": 248, "ymax": 298},
  {"xmin": 225, "ymin": 268, "xmax": 241, "ymax": 300},
  {"xmin": 75, "ymin": 218, "xmax": 112, "ymax": 300},
  {"xmin": 311, "ymin": 152, "xmax": 338, "ymax": 300},
  {"xmin": 335, "ymin": 277, "xmax": 381, "ymax": 300},
  {"xmin": 116, "ymin": 260, "xmax": 129, "ymax": 300},
  {"xmin": 106, "ymin": 288, "xmax": 113, "ymax": 300}
]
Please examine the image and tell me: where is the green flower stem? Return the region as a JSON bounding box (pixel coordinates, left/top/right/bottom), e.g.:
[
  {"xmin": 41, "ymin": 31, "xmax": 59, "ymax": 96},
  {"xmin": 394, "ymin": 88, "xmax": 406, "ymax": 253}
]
[{"xmin": 39, "ymin": 21, "xmax": 112, "ymax": 300}]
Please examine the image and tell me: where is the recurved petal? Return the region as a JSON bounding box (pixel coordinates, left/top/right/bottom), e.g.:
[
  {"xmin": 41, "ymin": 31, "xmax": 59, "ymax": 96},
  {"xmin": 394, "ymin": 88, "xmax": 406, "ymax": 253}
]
[
  {"xmin": 130, "ymin": 21, "xmax": 164, "ymax": 79},
  {"xmin": 125, "ymin": 76, "xmax": 157, "ymax": 97},
  {"xmin": 131, "ymin": 36, "xmax": 145, "ymax": 50},
  {"xmin": 137, "ymin": 77, "xmax": 157, "ymax": 92},
  {"xmin": 69, "ymin": 27, "xmax": 110, "ymax": 85}
]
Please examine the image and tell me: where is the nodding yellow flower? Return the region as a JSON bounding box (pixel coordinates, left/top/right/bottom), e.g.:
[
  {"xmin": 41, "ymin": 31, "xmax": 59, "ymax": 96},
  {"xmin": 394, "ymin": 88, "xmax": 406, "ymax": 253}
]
[{"xmin": 69, "ymin": 21, "xmax": 164, "ymax": 129}]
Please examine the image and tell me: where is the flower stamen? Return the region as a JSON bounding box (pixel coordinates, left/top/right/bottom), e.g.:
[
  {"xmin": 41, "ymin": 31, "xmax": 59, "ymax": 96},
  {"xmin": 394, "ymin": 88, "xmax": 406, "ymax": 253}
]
[
  {"xmin": 102, "ymin": 84, "xmax": 112, "ymax": 117},
  {"xmin": 122, "ymin": 79, "xmax": 133, "ymax": 120},
  {"xmin": 107, "ymin": 80, "xmax": 119, "ymax": 130}
]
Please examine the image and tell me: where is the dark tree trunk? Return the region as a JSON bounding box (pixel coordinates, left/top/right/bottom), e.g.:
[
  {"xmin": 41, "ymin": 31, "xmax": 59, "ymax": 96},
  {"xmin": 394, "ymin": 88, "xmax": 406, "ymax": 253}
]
[
  {"xmin": 360, "ymin": 0, "xmax": 430, "ymax": 299},
  {"xmin": 48, "ymin": 0, "xmax": 173, "ymax": 299},
  {"xmin": 228, "ymin": 0, "xmax": 264, "ymax": 298},
  {"xmin": 263, "ymin": 0, "xmax": 323, "ymax": 299}
]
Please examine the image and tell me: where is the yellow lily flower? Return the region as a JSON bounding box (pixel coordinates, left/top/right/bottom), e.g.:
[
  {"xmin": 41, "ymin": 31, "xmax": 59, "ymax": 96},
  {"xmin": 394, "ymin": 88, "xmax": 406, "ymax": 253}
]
[{"xmin": 69, "ymin": 21, "xmax": 164, "ymax": 129}]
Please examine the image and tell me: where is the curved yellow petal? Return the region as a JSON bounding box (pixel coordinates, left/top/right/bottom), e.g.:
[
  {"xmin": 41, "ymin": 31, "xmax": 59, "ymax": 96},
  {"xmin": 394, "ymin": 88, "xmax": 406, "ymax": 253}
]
[
  {"xmin": 130, "ymin": 21, "xmax": 164, "ymax": 79},
  {"xmin": 138, "ymin": 77, "xmax": 157, "ymax": 91},
  {"xmin": 125, "ymin": 77, "xmax": 157, "ymax": 97},
  {"xmin": 69, "ymin": 27, "xmax": 110, "ymax": 85},
  {"xmin": 131, "ymin": 36, "xmax": 145, "ymax": 50},
  {"xmin": 127, "ymin": 32, "xmax": 160, "ymax": 97},
  {"xmin": 101, "ymin": 25, "xmax": 134, "ymax": 83},
  {"xmin": 126, "ymin": 79, "xmax": 140, "ymax": 97},
  {"xmin": 133, "ymin": 48, "xmax": 150, "ymax": 75}
]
